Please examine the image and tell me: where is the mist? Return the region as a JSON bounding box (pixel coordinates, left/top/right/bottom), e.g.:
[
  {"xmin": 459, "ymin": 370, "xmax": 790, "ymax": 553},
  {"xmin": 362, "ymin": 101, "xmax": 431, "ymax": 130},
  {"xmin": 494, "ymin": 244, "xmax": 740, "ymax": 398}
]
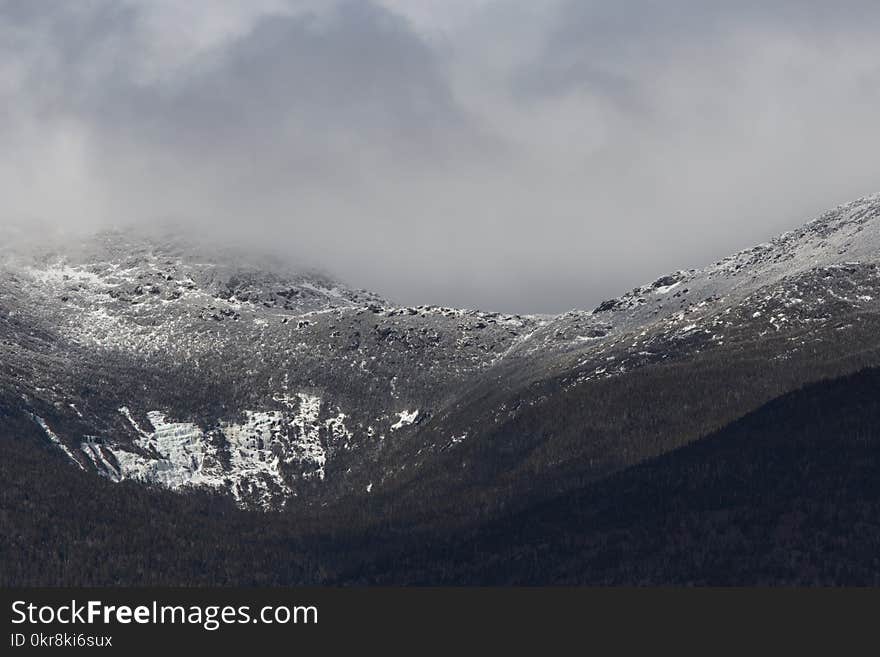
[{"xmin": 2, "ymin": 0, "xmax": 880, "ymax": 312}]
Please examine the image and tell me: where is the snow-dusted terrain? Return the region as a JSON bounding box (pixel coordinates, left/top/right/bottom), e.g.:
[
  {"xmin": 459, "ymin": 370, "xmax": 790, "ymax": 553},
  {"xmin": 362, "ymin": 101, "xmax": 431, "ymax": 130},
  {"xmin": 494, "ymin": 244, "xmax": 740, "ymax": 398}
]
[
  {"xmin": 0, "ymin": 229, "xmax": 544, "ymax": 507},
  {"xmin": 4, "ymin": 193, "xmax": 880, "ymax": 509}
]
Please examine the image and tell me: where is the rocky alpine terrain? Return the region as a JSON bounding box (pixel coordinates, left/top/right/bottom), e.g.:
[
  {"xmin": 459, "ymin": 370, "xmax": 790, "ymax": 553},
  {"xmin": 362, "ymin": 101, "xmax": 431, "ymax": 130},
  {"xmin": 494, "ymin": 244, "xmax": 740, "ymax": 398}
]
[{"xmin": 4, "ymin": 192, "xmax": 880, "ymax": 584}]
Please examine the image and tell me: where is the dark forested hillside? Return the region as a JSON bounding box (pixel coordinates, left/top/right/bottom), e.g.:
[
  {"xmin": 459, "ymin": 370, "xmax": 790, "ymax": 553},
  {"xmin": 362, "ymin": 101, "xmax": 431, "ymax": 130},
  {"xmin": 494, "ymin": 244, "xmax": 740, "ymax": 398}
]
[
  {"xmin": 352, "ymin": 367, "xmax": 880, "ymax": 585},
  {"xmin": 6, "ymin": 368, "xmax": 880, "ymax": 586}
]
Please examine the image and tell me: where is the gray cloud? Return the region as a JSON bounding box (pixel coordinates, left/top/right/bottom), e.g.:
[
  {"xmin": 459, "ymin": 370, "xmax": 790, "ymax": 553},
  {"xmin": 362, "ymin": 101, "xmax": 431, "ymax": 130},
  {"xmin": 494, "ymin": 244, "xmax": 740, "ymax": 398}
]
[
  {"xmin": 520, "ymin": 1, "xmax": 880, "ymax": 101},
  {"xmin": 2, "ymin": 1, "xmax": 880, "ymax": 312}
]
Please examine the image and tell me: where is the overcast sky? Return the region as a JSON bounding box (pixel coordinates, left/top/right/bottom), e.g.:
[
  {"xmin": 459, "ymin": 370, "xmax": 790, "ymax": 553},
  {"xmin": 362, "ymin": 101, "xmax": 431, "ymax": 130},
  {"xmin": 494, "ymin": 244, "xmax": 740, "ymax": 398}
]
[{"xmin": 2, "ymin": 1, "xmax": 880, "ymax": 312}]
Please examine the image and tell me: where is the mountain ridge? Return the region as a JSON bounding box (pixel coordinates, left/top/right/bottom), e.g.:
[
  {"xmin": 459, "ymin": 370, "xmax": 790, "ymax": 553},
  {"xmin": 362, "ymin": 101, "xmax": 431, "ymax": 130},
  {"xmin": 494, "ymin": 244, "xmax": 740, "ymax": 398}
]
[{"xmin": 3, "ymin": 192, "xmax": 880, "ymax": 513}]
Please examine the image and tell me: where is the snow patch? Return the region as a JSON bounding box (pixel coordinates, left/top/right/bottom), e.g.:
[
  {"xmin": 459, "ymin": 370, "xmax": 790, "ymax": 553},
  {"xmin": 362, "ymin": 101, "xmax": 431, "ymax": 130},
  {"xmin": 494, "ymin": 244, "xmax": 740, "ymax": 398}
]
[
  {"xmin": 103, "ymin": 393, "xmax": 347, "ymax": 506},
  {"xmin": 391, "ymin": 409, "xmax": 419, "ymax": 431},
  {"xmin": 80, "ymin": 440, "xmax": 121, "ymax": 481},
  {"xmin": 30, "ymin": 414, "xmax": 85, "ymax": 470}
]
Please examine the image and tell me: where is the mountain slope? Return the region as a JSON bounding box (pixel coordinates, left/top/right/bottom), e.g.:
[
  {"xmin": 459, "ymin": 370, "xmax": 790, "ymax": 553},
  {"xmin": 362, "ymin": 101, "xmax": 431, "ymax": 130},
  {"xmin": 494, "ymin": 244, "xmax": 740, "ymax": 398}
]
[
  {"xmin": 0, "ymin": 407, "xmax": 319, "ymax": 586},
  {"xmin": 3, "ymin": 193, "xmax": 880, "ymax": 519},
  {"xmin": 353, "ymin": 366, "xmax": 880, "ymax": 585},
  {"xmin": 0, "ymin": 230, "xmax": 542, "ymax": 508},
  {"xmin": 362, "ymin": 193, "xmax": 880, "ymax": 518},
  {"xmin": 6, "ymin": 364, "xmax": 880, "ymax": 585}
]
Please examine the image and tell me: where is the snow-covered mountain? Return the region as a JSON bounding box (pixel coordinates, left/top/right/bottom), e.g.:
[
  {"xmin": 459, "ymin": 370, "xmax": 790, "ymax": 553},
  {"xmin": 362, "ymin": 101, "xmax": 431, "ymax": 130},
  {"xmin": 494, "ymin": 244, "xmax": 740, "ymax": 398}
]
[
  {"xmin": 4, "ymin": 193, "xmax": 880, "ymax": 511},
  {"xmin": 0, "ymin": 229, "xmax": 542, "ymax": 508},
  {"xmin": 565, "ymin": 195, "xmax": 877, "ymax": 374}
]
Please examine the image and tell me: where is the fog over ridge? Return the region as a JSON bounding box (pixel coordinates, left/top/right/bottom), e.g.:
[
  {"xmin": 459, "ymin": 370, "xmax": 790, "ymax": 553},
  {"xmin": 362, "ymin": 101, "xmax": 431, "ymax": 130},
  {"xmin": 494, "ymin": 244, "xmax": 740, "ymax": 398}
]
[{"xmin": 2, "ymin": 0, "xmax": 879, "ymax": 312}]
